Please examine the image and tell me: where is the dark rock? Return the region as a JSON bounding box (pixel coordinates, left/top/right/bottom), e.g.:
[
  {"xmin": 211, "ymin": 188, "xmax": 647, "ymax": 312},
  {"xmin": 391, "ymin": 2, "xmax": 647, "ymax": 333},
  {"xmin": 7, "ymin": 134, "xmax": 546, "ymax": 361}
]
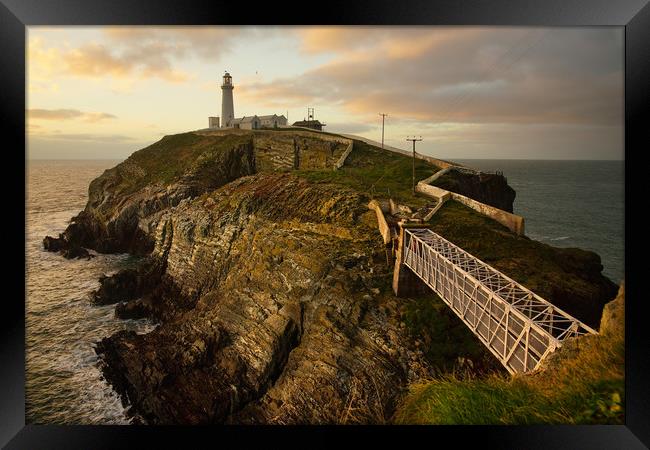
[
  {"xmin": 42, "ymin": 235, "xmax": 65, "ymax": 252},
  {"xmin": 92, "ymin": 263, "xmax": 158, "ymax": 306},
  {"xmin": 61, "ymin": 245, "xmax": 92, "ymax": 260},
  {"xmin": 44, "ymin": 232, "xmax": 93, "ymax": 259},
  {"xmin": 115, "ymin": 299, "xmax": 153, "ymax": 320},
  {"xmin": 46, "ymin": 135, "xmax": 258, "ymax": 258},
  {"xmin": 433, "ymin": 169, "xmax": 516, "ymax": 212}
]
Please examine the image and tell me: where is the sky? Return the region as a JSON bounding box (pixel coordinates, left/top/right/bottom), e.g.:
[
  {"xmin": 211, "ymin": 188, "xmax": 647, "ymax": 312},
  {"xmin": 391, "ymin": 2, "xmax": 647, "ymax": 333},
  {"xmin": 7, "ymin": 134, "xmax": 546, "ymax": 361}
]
[{"xmin": 26, "ymin": 26, "xmax": 624, "ymax": 161}]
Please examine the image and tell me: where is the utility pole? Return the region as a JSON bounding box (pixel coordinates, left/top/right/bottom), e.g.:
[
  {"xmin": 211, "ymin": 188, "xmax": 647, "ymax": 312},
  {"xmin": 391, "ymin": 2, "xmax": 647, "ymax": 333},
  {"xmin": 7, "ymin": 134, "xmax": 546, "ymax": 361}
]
[
  {"xmin": 406, "ymin": 136, "xmax": 423, "ymax": 194},
  {"xmin": 379, "ymin": 113, "xmax": 388, "ymax": 149}
]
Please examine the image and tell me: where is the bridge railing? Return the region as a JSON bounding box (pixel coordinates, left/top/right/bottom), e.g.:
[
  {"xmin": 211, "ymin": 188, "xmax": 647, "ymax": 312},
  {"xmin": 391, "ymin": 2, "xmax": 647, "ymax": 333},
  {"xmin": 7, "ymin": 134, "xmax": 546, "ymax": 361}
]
[{"xmin": 402, "ymin": 228, "xmax": 597, "ymax": 374}]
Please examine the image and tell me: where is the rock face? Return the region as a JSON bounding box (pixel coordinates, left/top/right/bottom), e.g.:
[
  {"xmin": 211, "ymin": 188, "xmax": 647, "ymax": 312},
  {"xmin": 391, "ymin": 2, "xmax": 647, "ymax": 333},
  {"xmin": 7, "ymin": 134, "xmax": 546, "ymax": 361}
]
[
  {"xmin": 95, "ymin": 173, "xmax": 430, "ymax": 424},
  {"xmin": 42, "ymin": 130, "xmax": 619, "ymax": 424},
  {"xmin": 433, "ymin": 169, "xmax": 516, "ymax": 212},
  {"xmin": 44, "ymin": 133, "xmax": 258, "ymax": 257},
  {"xmin": 249, "ymin": 130, "xmax": 349, "ymax": 171}
]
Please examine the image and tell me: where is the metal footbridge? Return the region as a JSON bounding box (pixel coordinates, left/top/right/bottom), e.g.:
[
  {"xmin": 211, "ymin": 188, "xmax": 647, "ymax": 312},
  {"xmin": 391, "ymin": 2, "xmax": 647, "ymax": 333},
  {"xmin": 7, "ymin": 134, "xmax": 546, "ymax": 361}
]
[{"xmin": 402, "ymin": 228, "xmax": 597, "ymax": 374}]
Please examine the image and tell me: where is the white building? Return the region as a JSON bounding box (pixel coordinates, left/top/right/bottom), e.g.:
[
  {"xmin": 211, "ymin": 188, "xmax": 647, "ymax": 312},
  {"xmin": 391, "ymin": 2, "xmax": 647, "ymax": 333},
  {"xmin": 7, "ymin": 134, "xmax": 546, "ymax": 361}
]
[
  {"xmin": 208, "ymin": 72, "xmax": 288, "ymax": 130},
  {"xmin": 258, "ymin": 114, "xmax": 288, "ymax": 128}
]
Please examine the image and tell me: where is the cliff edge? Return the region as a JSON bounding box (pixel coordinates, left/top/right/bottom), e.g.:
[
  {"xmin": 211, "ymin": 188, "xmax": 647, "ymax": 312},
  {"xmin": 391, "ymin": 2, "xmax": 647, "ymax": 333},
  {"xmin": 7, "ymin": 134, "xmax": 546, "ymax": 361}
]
[{"xmin": 42, "ymin": 129, "xmax": 618, "ymax": 424}]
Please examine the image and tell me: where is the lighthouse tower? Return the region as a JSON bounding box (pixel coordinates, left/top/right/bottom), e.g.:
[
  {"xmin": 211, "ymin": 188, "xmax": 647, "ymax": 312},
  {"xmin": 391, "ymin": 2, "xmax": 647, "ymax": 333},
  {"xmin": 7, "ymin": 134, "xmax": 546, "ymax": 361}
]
[{"xmin": 221, "ymin": 72, "xmax": 234, "ymax": 128}]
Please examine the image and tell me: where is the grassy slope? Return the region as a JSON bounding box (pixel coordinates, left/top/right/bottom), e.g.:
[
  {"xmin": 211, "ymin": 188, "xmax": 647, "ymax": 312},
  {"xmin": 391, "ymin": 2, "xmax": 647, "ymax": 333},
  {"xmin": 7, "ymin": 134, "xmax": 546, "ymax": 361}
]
[
  {"xmin": 115, "ymin": 132, "xmax": 253, "ymax": 194},
  {"xmin": 295, "ymin": 140, "xmax": 440, "ymax": 208},
  {"xmin": 394, "ymin": 284, "xmax": 625, "ymax": 425}
]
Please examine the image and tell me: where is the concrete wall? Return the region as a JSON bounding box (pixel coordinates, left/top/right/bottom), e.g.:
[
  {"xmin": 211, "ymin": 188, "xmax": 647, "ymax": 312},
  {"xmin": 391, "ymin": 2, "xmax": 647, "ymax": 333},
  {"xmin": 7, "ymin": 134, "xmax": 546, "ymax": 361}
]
[
  {"xmin": 415, "ymin": 182, "xmax": 451, "ymax": 202},
  {"xmin": 272, "ymin": 127, "xmax": 352, "ymax": 146},
  {"xmin": 450, "ymin": 192, "xmax": 525, "ymax": 235},
  {"xmin": 253, "ymin": 131, "xmax": 350, "ymax": 172},
  {"xmin": 368, "ymin": 200, "xmax": 392, "ymax": 245},
  {"xmin": 332, "ymin": 133, "xmax": 460, "ymax": 169},
  {"xmin": 415, "ymin": 177, "xmax": 524, "ymax": 235},
  {"xmin": 416, "ymin": 155, "xmax": 459, "ymax": 170},
  {"xmin": 333, "ymin": 142, "xmax": 354, "ymax": 170},
  {"xmin": 423, "ymin": 199, "xmax": 447, "ymax": 222},
  {"xmin": 417, "ymin": 166, "xmax": 524, "ymax": 233},
  {"xmin": 420, "ymin": 167, "xmax": 452, "ymax": 185}
]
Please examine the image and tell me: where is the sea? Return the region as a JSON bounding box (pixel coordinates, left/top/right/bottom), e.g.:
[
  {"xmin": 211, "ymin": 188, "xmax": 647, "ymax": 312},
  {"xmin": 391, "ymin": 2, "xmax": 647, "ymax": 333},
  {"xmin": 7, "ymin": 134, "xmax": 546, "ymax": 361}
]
[
  {"xmin": 25, "ymin": 159, "xmax": 157, "ymax": 425},
  {"xmin": 456, "ymin": 159, "xmax": 625, "ymax": 283},
  {"xmin": 25, "ymin": 158, "xmax": 625, "ymax": 424}
]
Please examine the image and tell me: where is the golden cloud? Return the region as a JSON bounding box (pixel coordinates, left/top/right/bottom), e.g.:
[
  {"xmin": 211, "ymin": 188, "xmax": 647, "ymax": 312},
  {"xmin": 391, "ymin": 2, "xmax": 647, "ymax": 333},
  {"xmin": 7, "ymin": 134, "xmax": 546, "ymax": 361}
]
[
  {"xmin": 244, "ymin": 28, "xmax": 622, "ymax": 127},
  {"xmin": 27, "ymin": 109, "xmax": 117, "ymax": 122}
]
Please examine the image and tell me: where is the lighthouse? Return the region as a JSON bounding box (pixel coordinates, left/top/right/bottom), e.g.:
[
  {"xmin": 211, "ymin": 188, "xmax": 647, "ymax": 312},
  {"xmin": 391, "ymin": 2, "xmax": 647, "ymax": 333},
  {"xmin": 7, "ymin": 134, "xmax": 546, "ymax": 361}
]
[
  {"xmin": 221, "ymin": 72, "xmax": 234, "ymax": 128},
  {"xmin": 207, "ymin": 71, "xmax": 288, "ymax": 130}
]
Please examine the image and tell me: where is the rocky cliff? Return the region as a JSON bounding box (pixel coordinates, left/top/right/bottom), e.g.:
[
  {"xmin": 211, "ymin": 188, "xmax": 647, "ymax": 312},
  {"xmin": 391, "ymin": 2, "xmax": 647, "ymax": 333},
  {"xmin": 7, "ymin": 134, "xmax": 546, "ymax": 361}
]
[
  {"xmin": 43, "ymin": 129, "xmax": 618, "ymax": 424},
  {"xmin": 94, "ymin": 174, "xmax": 430, "ymax": 424},
  {"xmin": 431, "ymin": 168, "xmax": 517, "ymax": 212}
]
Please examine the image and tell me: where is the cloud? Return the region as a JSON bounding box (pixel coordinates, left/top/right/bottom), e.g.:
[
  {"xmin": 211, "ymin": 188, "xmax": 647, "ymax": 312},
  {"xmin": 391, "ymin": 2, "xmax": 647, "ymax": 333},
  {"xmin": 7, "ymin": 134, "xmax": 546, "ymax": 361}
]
[
  {"xmin": 27, "ymin": 108, "xmax": 117, "ymax": 122},
  {"xmin": 102, "ymin": 27, "xmax": 242, "ymax": 59},
  {"xmin": 30, "ymin": 132, "xmax": 137, "ymax": 143},
  {"xmin": 62, "ymin": 41, "xmax": 190, "ymax": 83},
  {"xmin": 28, "ymin": 27, "xmax": 257, "ymax": 85},
  {"xmin": 242, "ymin": 28, "xmax": 623, "ymax": 127}
]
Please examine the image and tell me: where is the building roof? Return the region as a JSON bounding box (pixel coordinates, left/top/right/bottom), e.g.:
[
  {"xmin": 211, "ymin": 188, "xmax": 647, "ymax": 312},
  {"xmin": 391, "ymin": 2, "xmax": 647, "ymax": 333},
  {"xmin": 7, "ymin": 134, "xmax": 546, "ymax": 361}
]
[
  {"xmin": 293, "ymin": 120, "xmax": 324, "ymax": 126},
  {"xmin": 230, "ymin": 115, "xmax": 259, "ymax": 124}
]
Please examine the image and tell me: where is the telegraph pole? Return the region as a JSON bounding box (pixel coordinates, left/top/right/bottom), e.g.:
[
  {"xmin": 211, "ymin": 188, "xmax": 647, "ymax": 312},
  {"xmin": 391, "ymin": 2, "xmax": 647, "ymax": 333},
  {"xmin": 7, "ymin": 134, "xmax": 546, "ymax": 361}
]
[
  {"xmin": 379, "ymin": 113, "xmax": 388, "ymax": 148},
  {"xmin": 406, "ymin": 136, "xmax": 423, "ymax": 194}
]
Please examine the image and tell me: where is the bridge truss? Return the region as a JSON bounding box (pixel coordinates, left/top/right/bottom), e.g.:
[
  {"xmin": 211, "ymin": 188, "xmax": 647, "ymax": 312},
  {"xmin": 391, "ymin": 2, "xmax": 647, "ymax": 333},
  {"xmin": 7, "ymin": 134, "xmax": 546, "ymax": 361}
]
[{"xmin": 402, "ymin": 228, "xmax": 597, "ymax": 374}]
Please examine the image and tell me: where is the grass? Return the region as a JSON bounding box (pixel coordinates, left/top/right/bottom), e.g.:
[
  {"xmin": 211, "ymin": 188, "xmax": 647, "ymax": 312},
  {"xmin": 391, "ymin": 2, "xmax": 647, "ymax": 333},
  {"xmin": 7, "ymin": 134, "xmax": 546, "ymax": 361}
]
[
  {"xmin": 295, "ymin": 140, "xmax": 440, "ymax": 208},
  {"xmin": 105, "ymin": 132, "xmax": 253, "ymax": 196},
  {"xmin": 394, "ymin": 285, "xmax": 625, "ymax": 425},
  {"xmin": 260, "ymin": 127, "xmax": 349, "ymax": 139}
]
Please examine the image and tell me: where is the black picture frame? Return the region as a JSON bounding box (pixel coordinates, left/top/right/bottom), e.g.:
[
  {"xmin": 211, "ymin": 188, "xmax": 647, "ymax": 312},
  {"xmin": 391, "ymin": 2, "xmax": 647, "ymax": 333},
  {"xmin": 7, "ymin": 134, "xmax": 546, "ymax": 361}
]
[{"xmin": 2, "ymin": 0, "xmax": 646, "ymax": 448}]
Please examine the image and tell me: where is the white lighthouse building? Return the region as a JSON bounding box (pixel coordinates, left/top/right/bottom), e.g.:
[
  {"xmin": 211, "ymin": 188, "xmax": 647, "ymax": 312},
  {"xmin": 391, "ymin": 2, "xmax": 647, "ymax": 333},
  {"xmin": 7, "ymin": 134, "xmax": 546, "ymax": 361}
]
[
  {"xmin": 221, "ymin": 72, "xmax": 235, "ymax": 127},
  {"xmin": 208, "ymin": 72, "xmax": 288, "ymax": 130}
]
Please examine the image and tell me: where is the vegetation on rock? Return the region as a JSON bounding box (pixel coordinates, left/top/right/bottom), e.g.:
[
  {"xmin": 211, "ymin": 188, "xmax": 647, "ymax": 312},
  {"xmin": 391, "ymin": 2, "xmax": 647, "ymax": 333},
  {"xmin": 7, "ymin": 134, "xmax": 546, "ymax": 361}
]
[
  {"xmin": 427, "ymin": 201, "xmax": 618, "ymax": 328},
  {"xmin": 295, "ymin": 140, "xmax": 439, "ymax": 208},
  {"xmin": 41, "ymin": 129, "xmax": 622, "ymax": 424},
  {"xmin": 394, "ymin": 283, "xmax": 625, "ymax": 424}
]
